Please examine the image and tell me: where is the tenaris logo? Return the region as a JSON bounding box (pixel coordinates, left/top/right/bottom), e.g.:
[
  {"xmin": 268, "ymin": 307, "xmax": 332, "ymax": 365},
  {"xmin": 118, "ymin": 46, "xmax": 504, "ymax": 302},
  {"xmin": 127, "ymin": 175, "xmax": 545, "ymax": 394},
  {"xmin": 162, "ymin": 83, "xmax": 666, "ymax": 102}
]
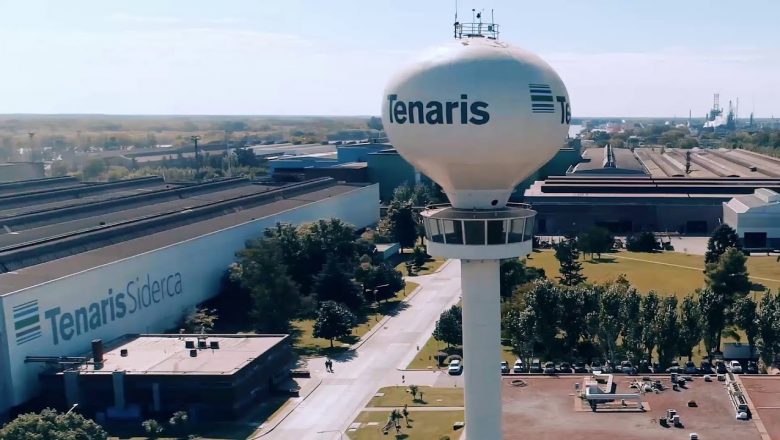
[{"xmin": 35, "ymin": 272, "xmax": 184, "ymax": 346}]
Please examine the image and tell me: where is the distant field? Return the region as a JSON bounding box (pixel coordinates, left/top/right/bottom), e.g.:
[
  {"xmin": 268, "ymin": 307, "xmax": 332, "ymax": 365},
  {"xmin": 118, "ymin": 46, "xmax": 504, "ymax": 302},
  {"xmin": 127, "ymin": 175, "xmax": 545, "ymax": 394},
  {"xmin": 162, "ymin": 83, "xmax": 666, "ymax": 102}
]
[
  {"xmin": 525, "ymin": 249, "xmax": 780, "ymax": 296},
  {"xmin": 0, "ymin": 114, "xmax": 371, "ymax": 153}
]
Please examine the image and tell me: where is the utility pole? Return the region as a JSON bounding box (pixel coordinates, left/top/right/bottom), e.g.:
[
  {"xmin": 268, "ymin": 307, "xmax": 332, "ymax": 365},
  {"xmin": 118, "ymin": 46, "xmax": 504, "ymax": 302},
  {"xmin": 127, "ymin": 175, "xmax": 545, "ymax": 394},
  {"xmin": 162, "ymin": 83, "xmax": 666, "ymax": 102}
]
[
  {"xmin": 224, "ymin": 129, "xmax": 231, "ymax": 177},
  {"xmin": 27, "ymin": 132, "xmax": 35, "ymax": 162},
  {"xmin": 190, "ymin": 135, "xmax": 201, "ymax": 182}
]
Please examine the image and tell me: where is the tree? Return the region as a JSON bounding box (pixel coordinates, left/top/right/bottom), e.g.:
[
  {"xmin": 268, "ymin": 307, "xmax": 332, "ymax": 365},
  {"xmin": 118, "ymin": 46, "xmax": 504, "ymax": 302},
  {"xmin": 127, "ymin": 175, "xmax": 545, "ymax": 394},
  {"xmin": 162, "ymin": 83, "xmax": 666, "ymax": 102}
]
[
  {"xmin": 83, "ymin": 158, "xmax": 106, "ymax": 180},
  {"xmin": 367, "ymin": 116, "xmax": 384, "ymax": 132},
  {"xmin": 0, "ymin": 408, "xmax": 108, "ymax": 440},
  {"xmin": 705, "ymin": 247, "xmax": 751, "ymax": 301},
  {"xmin": 234, "ymin": 238, "xmax": 302, "ymax": 332},
  {"xmin": 620, "ymin": 286, "xmax": 644, "ymax": 363},
  {"xmin": 577, "ymin": 227, "xmax": 614, "ymax": 259},
  {"xmin": 640, "ymin": 291, "xmax": 660, "ymax": 365},
  {"xmin": 523, "ymin": 280, "xmax": 561, "ymax": 358},
  {"xmin": 705, "ymin": 224, "xmax": 741, "ymax": 264},
  {"xmin": 678, "ymin": 295, "xmax": 702, "ymax": 361},
  {"xmin": 356, "ymin": 263, "xmax": 405, "ymax": 304},
  {"xmin": 168, "ymin": 411, "xmax": 190, "ymax": 438},
  {"xmin": 734, "ymin": 296, "xmax": 759, "ymax": 357},
  {"xmin": 553, "ymin": 239, "xmax": 586, "ymax": 286},
  {"xmin": 411, "ymin": 245, "xmax": 428, "ymax": 269},
  {"xmin": 500, "ymin": 258, "xmax": 545, "ymax": 299},
  {"xmin": 142, "ymin": 419, "xmax": 164, "ymax": 439},
  {"xmin": 559, "ymin": 285, "xmax": 590, "ymax": 354},
  {"xmin": 183, "ymin": 307, "xmax": 218, "ymax": 333},
  {"xmin": 698, "ymin": 287, "xmax": 727, "ymax": 355},
  {"xmin": 313, "ymin": 301, "xmax": 356, "ymax": 347},
  {"xmin": 504, "ymin": 305, "xmax": 536, "ymax": 360},
  {"xmin": 597, "ymin": 283, "xmax": 624, "ymax": 364},
  {"xmin": 51, "ymin": 161, "xmax": 69, "ymax": 177},
  {"xmin": 756, "ymin": 291, "xmax": 780, "ymax": 366},
  {"xmin": 654, "ymin": 296, "xmax": 679, "ymax": 370},
  {"xmin": 625, "ymin": 232, "xmax": 659, "ymax": 252},
  {"xmin": 433, "ymin": 305, "xmax": 463, "ymax": 348},
  {"xmin": 313, "ymin": 257, "xmax": 363, "ymax": 310},
  {"xmin": 234, "ymin": 147, "xmax": 260, "ymax": 167},
  {"xmin": 384, "ymin": 200, "xmax": 418, "ymax": 250},
  {"xmin": 408, "ymin": 384, "xmax": 419, "ymax": 400}
]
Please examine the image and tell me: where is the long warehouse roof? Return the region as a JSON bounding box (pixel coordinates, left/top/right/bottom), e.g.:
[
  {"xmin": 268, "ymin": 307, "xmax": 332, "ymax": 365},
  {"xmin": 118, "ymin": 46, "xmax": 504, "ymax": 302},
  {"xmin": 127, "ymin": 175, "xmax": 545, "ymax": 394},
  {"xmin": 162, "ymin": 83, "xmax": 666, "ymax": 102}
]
[{"xmin": 0, "ymin": 177, "xmax": 370, "ymax": 294}]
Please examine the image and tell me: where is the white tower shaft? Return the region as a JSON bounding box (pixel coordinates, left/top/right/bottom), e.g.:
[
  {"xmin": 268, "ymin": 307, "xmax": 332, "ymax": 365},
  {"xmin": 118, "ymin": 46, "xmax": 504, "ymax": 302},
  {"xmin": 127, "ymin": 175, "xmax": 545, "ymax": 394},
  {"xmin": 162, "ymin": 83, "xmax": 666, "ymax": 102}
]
[{"xmin": 461, "ymin": 259, "xmax": 502, "ymax": 440}]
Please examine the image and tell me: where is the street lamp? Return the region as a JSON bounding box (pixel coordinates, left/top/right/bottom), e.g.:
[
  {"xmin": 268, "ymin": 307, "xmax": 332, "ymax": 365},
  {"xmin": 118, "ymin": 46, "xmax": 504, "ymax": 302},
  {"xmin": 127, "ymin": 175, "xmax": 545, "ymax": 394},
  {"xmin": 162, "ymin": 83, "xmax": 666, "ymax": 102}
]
[{"xmin": 316, "ymin": 430, "xmax": 343, "ymax": 439}]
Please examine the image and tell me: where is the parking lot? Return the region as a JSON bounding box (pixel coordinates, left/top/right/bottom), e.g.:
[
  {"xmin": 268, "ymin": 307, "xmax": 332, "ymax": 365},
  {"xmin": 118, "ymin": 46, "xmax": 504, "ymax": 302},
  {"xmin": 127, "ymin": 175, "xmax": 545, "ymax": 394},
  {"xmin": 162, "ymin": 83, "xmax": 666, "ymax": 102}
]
[
  {"xmin": 502, "ymin": 376, "xmax": 764, "ymax": 440},
  {"xmin": 741, "ymin": 376, "xmax": 780, "ymax": 440}
]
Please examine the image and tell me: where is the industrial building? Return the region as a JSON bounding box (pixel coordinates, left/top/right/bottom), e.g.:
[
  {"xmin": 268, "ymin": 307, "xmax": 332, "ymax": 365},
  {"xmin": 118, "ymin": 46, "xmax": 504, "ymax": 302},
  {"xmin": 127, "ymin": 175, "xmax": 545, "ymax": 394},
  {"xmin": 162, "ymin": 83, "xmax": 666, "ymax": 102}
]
[
  {"xmin": 525, "ymin": 146, "xmax": 780, "ymax": 234},
  {"xmin": 724, "ymin": 188, "xmax": 780, "ymax": 249},
  {"xmin": 39, "ymin": 334, "xmax": 292, "ymax": 420},
  {"xmin": 0, "ymin": 175, "xmax": 379, "ymax": 418}
]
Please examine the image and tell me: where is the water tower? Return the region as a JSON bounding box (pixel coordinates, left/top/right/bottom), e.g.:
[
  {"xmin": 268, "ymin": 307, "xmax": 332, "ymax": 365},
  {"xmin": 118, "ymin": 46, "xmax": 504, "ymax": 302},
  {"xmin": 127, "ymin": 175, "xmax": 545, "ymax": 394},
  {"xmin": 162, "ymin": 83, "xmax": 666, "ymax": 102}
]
[{"xmin": 381, "ymin": 18, "xmax": 570, "ymax": 440}]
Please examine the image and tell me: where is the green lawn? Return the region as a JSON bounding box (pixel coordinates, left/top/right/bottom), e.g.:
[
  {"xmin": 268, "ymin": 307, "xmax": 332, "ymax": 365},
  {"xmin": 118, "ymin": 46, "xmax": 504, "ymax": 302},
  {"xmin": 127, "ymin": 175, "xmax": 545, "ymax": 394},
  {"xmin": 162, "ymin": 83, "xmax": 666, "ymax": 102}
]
[
  {"xmin": 404, "ymin": 250, "xmax": 779, "ymax": 369},
  {"xmin": 395, "ymin": 254, "xmax": 448, "ymax": 277},
  {"xmin": 346, "ymin": 410, "xmax": 464, "ymax": 440},
  {"xmin": 525, "ymin": 250, "xmax": 780, "ymax": 296},
  {"xmin": 292, "ymin": 283, "xmax": 419, "ymax": 357},
  {"xmin": 367, "ymin": 386, "xmax": 464, "ymax": 407}
]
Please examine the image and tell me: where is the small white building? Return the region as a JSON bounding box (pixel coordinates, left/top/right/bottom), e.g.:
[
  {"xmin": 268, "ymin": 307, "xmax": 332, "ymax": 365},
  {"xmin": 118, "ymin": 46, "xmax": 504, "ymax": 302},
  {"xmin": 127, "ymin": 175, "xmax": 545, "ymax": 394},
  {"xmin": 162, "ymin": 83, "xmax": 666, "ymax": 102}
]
[{"xmin": 723, "ymin": 188, "xmax": 780, "ymax": 249}]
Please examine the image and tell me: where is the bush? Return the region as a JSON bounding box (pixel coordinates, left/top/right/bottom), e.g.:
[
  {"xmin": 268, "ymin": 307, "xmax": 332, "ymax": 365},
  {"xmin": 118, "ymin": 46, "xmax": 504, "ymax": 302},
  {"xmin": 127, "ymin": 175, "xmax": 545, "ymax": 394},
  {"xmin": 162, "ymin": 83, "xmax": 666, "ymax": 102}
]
[{"xmin": 626, "ymin": 232, "xmax": 659, "ymax": 252}]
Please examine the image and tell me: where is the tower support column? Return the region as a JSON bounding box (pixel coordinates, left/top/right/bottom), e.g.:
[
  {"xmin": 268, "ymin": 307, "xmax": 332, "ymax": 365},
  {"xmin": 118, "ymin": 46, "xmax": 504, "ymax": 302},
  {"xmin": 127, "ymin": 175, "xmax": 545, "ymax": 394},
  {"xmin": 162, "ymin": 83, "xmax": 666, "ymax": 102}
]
[{"xmin": 461, "ymin": 258, "xmax": 502, "ymax": 440}]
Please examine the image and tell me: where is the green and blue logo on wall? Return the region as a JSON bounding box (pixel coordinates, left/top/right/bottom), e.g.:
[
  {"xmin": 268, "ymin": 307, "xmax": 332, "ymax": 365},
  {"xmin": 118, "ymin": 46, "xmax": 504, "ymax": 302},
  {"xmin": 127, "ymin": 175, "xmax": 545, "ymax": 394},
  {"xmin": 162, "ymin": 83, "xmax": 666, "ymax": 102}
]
[{"xmin": 13, "ymin": 300, "xmax": 42, "ymax": 345}]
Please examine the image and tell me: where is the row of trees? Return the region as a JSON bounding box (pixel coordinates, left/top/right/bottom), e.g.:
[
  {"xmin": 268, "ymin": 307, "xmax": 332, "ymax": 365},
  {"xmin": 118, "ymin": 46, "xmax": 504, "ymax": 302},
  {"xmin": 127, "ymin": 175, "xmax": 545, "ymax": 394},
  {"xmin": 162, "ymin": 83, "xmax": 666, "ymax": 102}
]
[
  {"xmin": 226, "ymin": 219, "xmax": 405, "ymax": 347},
  {"xmin": 434, "ymin": 224, "xmax": 780, "ymax": 369}
]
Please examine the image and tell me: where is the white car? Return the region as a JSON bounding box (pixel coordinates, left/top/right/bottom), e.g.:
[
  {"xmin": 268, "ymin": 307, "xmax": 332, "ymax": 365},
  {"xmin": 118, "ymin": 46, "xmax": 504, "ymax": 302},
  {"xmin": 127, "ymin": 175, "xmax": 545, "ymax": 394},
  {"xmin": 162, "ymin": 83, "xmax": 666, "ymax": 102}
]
[
  {"xmin": 448, "ymin": 359, "xmax": 463, "ymax": 375},
  {"xmin": 728, "ymin": 360, "xmax": 743, "ymax": 374}
]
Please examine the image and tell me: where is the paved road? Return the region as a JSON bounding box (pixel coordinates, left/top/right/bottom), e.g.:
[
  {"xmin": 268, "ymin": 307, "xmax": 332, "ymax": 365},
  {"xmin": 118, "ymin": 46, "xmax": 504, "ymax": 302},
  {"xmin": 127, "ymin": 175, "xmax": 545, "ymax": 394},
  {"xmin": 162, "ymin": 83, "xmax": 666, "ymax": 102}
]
[{"xmin": 263, "ymin": 260, "xmax": 462, "ymax": 440}]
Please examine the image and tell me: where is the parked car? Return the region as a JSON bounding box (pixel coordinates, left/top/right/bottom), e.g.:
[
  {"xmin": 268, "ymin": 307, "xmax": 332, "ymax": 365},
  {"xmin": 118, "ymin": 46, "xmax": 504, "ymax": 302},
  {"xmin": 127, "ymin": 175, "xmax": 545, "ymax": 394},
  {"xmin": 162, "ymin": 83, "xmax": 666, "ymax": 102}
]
[
  {"xmin": 573, "ymin": 360, "xmax": 588, "ymax": 373},
  {"xmin": 715, "ymin": 360, "xmax": 727, "ymax": 374},
  {"xmin": 590, "ymin": 360, "xmax": 603, "ymax": 372},
  {"xmin": 501, "ymin": 361, "xmax": 509, "ymax": 374},
  {"xmin": 513, "ymin": 359, "xmax": 526, "ymax": 373},
  {"xmin": 558, "ymin": 362, "xmax": 572, "ymax": 373},
  {"xmin": 529, "ymin": 358, "xmax": 542, "ymax": 373},
  {"xmin": 684, "ymin": 361, "xmax": 698, "ymax": 375},
  {"xmin": 543, "ymin": 361, "xmax": 556, "ymax": 375},
  {"xmin": 448, "ymin": 359, "xmax": 463, "ymax": 375},
  {"xmin": 666, "ymin": 360, "xmax": 681, "ymax": 373},
  {"xmin": 728, "ymin": 360, "xmax": 743, "ymax": 374},
  {"xmin": 620, "ymin": 360, "xmax": 633, "ymax": 374},
  {"xmin": 700, "ymin": 360, "xmax": 714, "ymax": 375},
  {"xmin": 746, "ymin": 361, "xmax": 759, "ymax": 374}
]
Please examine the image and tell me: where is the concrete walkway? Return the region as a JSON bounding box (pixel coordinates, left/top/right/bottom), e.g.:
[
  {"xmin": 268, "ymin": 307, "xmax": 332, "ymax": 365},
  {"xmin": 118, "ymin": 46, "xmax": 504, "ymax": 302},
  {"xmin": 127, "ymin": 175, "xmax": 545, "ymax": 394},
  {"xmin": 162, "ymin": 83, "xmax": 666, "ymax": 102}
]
[
  {"xmin": 362, "ymin": 406, "xmax": 464, "ymax": 412},
  {"xmin": 259, "ymin": 260, "xmax": 463, "ymax": 440}
]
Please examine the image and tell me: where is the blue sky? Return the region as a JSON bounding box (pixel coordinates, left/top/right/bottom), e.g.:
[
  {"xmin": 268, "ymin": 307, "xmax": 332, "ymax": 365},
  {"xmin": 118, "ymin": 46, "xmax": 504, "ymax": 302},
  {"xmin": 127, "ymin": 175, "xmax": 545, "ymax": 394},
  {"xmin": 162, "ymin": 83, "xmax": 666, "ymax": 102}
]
[{"xmin": 1, "ymin": 0, "xmax": 778, "ymax": 117}]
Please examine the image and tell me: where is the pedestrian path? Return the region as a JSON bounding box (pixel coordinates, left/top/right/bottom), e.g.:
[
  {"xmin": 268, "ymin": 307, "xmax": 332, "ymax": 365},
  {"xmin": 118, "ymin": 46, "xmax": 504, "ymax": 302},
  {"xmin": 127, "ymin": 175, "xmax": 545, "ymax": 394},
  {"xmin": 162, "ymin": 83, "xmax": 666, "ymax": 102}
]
[{"xmin": 261, "ymin": 260, "xmax": 463, "ymax": 440}]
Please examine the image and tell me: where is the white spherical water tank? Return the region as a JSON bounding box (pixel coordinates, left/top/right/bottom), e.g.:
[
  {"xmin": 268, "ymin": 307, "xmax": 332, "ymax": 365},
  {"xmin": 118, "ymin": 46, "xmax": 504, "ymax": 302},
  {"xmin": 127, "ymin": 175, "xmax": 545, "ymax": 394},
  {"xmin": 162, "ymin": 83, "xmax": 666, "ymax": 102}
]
[{"xmin": 382, "ymin": 37, "xmax": 570, "ymax": 209}]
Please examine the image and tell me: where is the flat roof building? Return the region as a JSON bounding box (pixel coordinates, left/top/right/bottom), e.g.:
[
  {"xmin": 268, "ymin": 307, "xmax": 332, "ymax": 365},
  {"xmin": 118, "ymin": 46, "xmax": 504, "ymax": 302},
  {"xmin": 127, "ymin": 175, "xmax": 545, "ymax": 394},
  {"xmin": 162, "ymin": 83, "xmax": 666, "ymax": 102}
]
[
  {"xmin": 0, "ymin": 176, "xmax": 379, "ymax": 418},
  {"xmin": 723, "ymin": 188, "xmax": 780, "ymax": 249},
  {"xmin": 525, "ymin": 175, "xmax": 780, "ymax": 235},
  {"xmin": 40, "ymin": 334, "xmax": 292, "ymax": 420}
]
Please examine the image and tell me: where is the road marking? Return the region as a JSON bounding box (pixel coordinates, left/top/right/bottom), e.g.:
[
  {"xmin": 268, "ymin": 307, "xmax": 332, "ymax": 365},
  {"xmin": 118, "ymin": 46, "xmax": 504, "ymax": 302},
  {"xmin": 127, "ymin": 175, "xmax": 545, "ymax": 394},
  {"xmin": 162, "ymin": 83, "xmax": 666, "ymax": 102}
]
[{"xmin": 610, "ymin": 254, "xmax": 780, "ymax": 284}]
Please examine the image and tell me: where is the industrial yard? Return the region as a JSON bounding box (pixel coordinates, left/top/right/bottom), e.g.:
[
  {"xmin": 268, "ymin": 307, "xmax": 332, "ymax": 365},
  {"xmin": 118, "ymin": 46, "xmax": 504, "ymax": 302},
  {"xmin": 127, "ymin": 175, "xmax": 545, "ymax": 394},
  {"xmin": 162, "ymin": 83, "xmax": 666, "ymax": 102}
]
[{"xmin": 502, "ymin": 376, "xmax": 765, "ymax": 440}]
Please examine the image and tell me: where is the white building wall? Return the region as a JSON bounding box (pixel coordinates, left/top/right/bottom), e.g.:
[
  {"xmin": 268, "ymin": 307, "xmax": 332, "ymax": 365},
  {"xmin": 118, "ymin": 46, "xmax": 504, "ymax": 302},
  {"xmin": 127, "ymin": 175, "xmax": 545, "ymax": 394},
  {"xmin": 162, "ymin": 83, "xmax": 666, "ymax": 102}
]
[
  {"xmin": 722, "ymin": 202, "xmax": 740, "ymax": 232},
  {"xmin": 723, "ymin": 202, "xmax": 780, "ymax": 240},
  {"xmin": 0, "ymin": 184, "xmax": 378, "ymax": 411}
]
